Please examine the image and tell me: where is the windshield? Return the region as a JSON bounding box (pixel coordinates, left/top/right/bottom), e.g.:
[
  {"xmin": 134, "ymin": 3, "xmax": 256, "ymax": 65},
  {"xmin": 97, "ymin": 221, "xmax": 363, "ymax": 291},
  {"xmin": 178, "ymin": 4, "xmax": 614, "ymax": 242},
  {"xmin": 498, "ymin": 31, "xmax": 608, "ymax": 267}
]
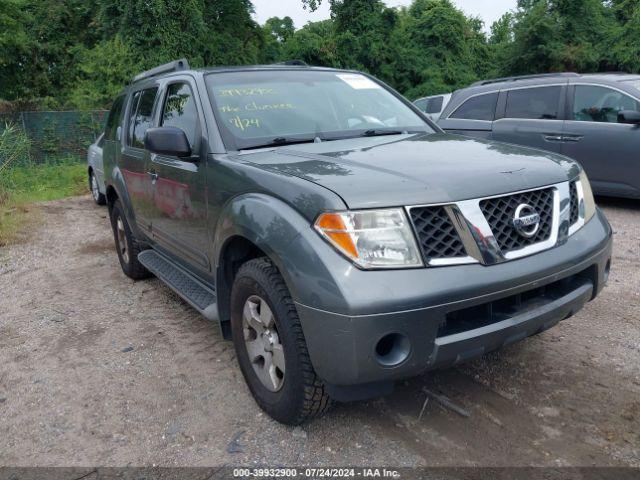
[{"xmin": 205, "ymin": 70, "xmax": 432, "ymax": 150}]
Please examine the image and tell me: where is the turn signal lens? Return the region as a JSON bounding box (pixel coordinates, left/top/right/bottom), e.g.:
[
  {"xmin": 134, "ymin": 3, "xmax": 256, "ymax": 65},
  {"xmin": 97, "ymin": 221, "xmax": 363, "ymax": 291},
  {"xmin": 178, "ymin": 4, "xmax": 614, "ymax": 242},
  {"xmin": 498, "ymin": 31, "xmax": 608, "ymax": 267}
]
[
  {"xmin": 579, "ymin": 169, "xmax": 596, "ymax": 223},
  {"xmin": 314, "ymin": 209, "xmax": 423, "ymax": 269},
  {"xmin": 315, "ymin": 213, "xmax": 359, "ymax": 259}
]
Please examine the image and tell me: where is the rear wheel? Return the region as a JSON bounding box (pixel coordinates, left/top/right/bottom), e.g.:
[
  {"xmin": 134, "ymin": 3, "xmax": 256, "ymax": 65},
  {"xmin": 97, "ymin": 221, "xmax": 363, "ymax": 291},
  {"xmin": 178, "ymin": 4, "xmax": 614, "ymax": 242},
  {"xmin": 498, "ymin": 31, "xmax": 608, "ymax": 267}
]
[
  {"xmin": 109, "ymin": 199, "xmax": 151, "ymax": 280},
  {"xmin": 89, "ymin": 171, "xmax": 106, "ymax": 205},
  {"xmin": 230, "ymin": 257, "xmax": 330, "ymax": 424}
]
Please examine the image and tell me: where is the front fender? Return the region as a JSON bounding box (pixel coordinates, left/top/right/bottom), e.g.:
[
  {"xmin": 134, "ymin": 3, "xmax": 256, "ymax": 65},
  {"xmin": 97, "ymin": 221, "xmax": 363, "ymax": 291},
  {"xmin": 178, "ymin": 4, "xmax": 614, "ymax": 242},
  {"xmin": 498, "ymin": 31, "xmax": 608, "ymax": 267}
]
[{"xmin": 212, "ymin": 193, "xmax": 355, "ymax": 314}]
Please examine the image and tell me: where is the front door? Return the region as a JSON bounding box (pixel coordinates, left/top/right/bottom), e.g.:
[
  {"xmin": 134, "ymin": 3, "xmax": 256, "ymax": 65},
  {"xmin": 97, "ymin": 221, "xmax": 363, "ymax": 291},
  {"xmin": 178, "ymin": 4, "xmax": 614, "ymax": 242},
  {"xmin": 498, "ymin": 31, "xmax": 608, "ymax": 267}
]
[
  {"xmin": 492, "ymin": 85, "xmax": 566, "ymax": 154},
  {"xmin": 562, "ymin": 84, "xmax": 640, "ymax": 198},
  {"xmin": 149, "ymin": 80, "xmax": 210, "ymax": 274},
  {"xmin": 121, "ymin": 87, "xmax": 158, "ymax": 233}
]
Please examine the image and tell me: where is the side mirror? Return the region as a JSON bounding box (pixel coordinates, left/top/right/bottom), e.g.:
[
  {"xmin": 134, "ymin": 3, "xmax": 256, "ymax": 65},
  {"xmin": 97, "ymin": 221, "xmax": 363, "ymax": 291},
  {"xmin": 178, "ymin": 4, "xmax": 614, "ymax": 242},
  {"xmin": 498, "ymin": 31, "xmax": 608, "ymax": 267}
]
[
  {"xmin": 144, "ymin": 127, "xmax": 192, "ymax": 157},
  {"xmin": 617, "ymin": 110, "xmax": 640, "ymax": 125}
]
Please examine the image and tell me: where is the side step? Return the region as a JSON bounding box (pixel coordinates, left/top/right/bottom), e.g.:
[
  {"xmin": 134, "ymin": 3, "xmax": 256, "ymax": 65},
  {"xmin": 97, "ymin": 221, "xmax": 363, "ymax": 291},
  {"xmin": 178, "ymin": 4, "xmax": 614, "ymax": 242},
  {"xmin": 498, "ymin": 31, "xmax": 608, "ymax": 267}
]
[{"xmin": 138, "ymin": 250, "xmax": 218, "ymax": 322}]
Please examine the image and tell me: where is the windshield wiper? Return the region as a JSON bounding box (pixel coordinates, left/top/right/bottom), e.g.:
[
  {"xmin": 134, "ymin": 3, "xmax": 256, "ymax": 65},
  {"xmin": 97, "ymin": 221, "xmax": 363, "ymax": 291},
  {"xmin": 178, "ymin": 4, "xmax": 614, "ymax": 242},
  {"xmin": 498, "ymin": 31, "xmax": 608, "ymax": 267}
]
[
  {"xmin": 241, "ymin": 136, "xmax": 322, "ymax": 151},
  {"xmin": 362, "ymin": 129, "xmax": 406, "ymax": 137}
]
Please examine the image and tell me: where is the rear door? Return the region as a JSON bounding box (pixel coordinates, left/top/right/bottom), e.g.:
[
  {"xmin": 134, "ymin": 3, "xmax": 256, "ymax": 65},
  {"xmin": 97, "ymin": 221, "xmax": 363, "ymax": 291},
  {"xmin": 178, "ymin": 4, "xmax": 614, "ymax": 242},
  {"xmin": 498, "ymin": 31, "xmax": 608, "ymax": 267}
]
[
  {"xmin": 562, "ymin": 83, "xmax": 640, "ymax": 197},
  {"xmin": 437, "ymin": 91, "xmax": 498, "ymax": 140},
  {"xmin": 492, "ymin": 84, "xmax": 566, "ymax": 153},
  {"xmin": 149, "ymin": 78, "xmax": 210, "ymax": 273},
  {"xmin": 120, "ymin": 87, "xmax": 158, "ymax": 233}
]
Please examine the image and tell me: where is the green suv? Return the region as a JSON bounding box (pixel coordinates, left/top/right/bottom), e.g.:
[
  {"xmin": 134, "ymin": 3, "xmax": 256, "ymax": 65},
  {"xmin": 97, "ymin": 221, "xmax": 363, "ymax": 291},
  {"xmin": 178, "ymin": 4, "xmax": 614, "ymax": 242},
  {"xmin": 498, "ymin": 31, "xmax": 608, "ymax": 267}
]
[{"xmin": 103, "ymin": 60, "xmax": 613, "ymax": 424}]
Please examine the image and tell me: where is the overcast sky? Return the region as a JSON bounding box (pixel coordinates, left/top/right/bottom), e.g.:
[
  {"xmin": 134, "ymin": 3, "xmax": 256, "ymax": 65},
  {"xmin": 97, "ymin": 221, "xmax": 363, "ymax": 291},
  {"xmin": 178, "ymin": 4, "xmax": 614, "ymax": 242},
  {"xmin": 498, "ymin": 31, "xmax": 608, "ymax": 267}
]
[{"xmin": 252, "ymin": 0, "xmax": 518, "ymax": 31}]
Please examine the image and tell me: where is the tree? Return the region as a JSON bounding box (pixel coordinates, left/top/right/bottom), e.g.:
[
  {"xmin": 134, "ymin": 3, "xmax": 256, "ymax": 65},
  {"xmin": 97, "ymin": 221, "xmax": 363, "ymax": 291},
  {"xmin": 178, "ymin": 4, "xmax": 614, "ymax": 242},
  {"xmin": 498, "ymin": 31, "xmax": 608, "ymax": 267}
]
[
  {"xmin": 68, "ymin": 36, "xmax": 140, "ymax": 109},
  {"xmin": 609, "ymin": 0, "xmax": 640, "ymax": 71},
  {"xmin": 96, "ymin": 0, "xmax": 207, "ymax": 68},
  {"xmin": 504, "ymin": 0, "xmax": 616, "ymax": 74},
  {"xmin": 262, "ymin": 16, "xmax": 295, "ymax": 62},
  {"xmin": 201, "ymin": 0, "xmax": 264, "ymax": 66},
  {"xmin": 0, "ymin": 0, "xmax": 30, "ymax": 101},
  {"xmin": 330, "ymin": 0, "xmax": 399, "ymax": 83},
  {"xmin": 391, "ymin": 0, "xmax": 491, "ymax": 98},
  {"xmin": 283, "ymin": 20, "xmax": 341, "ymax": 67}
]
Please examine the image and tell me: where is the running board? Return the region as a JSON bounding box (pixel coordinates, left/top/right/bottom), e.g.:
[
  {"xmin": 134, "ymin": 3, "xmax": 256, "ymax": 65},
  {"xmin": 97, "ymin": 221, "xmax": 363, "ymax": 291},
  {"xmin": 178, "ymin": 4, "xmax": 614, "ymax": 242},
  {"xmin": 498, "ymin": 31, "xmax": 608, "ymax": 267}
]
[{"xmin": 138, "ymin": 250, "xmax": 218, "ymax": 322}]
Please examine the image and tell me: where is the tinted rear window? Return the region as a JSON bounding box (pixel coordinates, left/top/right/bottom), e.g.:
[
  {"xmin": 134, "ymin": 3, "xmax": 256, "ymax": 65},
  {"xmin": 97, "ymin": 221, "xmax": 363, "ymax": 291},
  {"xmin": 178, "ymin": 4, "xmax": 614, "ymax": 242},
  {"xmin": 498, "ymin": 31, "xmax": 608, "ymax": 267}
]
[
  {"xmin": 505, "ymin": 86, "xmax": 561, "ymax": 120},
  {"xmin": 425, "ymin": 96, "xmax": 444, "ymax": 114},
  {"xmin": 450, "ymin": 93, "xmax": 498, "ymax": 121}
]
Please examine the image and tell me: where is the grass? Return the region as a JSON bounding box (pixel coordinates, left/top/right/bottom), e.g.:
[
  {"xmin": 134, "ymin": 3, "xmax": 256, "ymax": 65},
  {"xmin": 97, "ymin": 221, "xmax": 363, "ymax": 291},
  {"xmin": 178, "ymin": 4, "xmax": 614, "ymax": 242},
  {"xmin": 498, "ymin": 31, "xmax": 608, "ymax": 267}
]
[{"xmin": 0, "ymin": 158, "xmax": 87, "ymax": 246}]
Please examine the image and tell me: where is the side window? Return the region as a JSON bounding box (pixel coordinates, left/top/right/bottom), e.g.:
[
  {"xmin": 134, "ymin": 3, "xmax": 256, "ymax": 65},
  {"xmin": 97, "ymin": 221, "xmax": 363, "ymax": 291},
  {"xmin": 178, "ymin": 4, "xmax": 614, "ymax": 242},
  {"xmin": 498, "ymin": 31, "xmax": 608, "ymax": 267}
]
[
  {"xmin": 130, "ymin": 88, "xmax": 158, "ymax": 148},
  {"xmin": 425, "ymin": 96, "xmax": 444, "ymax": 114},
  {"xmin": 450, "ymin": 92, "xmax": 498, "ymax": 121},
  {"xmin": 104, "ymin": 95, "xmax": 125, "ymax": 141},
  {"xmin": 572, "ymin": 85, "xmax": 640, "ymax": 123},
  {"xmin": 505, "ymin": 86, "xmax": 561, "ymax": 120},
  {"xmin": 414, "ymin": 99, "xmax": 427, "ymax": 112},
  {"xmin": 161, "ymin": 83, "xmax": 199, "ymax": 148},
  {"xmin": 127, "ymin": 91, "xmax": 142, "ymax": 146}
]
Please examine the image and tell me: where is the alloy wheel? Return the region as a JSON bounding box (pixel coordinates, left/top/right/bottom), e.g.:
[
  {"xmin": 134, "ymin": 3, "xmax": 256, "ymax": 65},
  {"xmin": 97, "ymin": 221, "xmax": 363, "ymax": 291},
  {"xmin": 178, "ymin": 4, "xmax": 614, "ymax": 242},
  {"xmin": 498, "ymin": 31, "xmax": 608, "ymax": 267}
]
[
  {"xmin": 116, "ymin": 216, "xmax": 129, "ymax": 264},
  {"xmin": 242, "ymin": 295, "xmax": 285, "ymax": 392},
  {"xmin": 91, "ymin": 174, "xmax": 100, "ymax": 202}
]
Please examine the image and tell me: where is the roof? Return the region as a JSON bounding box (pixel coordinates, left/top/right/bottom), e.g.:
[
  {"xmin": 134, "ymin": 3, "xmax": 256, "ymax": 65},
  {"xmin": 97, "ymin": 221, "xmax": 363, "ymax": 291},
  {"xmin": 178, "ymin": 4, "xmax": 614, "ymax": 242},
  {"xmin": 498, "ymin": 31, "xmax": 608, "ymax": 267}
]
[{"xmin": 131, "ymin": 58, "xmax": 347, "ymax": 84}]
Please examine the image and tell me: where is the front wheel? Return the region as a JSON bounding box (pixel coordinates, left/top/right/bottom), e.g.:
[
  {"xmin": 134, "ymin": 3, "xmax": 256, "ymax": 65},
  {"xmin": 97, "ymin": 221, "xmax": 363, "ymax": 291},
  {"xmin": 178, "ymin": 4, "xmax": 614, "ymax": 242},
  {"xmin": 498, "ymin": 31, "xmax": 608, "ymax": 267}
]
[{"xmin": 230, "ymin": 257, "xmax": 330, "ymax": 424}]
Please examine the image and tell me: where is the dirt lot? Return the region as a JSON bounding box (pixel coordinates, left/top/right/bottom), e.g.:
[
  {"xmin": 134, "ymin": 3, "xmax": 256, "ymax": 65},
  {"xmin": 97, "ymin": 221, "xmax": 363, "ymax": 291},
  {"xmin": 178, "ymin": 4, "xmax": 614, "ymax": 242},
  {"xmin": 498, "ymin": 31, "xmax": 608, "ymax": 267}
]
[{"xmin": 0, "ymin": 195, "xmax": 638, "ymax": 467}]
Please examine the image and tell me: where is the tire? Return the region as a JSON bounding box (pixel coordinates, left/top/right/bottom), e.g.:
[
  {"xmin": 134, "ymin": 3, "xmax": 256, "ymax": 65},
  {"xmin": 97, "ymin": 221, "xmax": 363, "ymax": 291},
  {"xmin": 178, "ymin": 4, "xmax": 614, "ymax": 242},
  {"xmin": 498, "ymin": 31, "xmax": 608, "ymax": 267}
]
[
  {"xmin": 230, "ymin": 257, "xmax": 330, "ymax": 424},
  {"xmin": 109, "ymin": 199, "xmax": 151, "ymax": 280},
  {"xmin": 89, "ymin": 171, "xmax": 106, "ymax": 205}
]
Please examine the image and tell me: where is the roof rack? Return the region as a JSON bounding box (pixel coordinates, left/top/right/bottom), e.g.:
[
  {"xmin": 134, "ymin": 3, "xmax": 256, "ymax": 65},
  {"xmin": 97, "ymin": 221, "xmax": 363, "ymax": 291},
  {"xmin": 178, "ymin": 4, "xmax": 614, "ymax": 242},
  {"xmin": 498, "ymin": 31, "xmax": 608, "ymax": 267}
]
[
  {"xmin": 471, "ymin": 72, "xmax": 579, "ymax": 87},
  {"xmin": 132, "ymin": 59, "xmax": 190, "ymax": 83},
  {"xmin": 275, "ymin": 60, "xmax": 308, "ymax": 66}
]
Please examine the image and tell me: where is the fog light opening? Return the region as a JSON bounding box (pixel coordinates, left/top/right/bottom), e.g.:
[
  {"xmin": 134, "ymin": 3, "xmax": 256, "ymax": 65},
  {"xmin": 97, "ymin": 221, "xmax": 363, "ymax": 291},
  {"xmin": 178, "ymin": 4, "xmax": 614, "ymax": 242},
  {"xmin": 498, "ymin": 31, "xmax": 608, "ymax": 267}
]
[{"xmin": 374, "ymin": 333, "xmax": 410, "ymax": 367}]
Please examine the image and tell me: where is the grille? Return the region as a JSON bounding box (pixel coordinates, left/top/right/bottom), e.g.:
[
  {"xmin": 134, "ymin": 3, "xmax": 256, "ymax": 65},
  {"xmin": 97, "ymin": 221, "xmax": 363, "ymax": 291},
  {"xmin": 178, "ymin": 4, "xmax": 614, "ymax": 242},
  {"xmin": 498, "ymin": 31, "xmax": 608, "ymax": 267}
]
[
  {"xmin": 480, "ymin": 187, "xmax": 555, "ymax": 253},
  {"xmin": 569, "ymin": 182, "xmax": 580, "ymax": 225},
  {"xmin": 409, "ymin": 206, "xmax": 467, "ymax": 261}
]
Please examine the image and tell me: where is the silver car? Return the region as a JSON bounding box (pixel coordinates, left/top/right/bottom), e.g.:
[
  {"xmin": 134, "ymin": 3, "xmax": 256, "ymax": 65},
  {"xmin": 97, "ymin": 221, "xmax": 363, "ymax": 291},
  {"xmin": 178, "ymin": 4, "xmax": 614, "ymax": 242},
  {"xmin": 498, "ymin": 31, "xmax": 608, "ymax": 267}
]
[
  {"xmin": 87, "ymin": 133, "xmax": 106, "ymax": 205},
  {"xmin": 414, "ymin": 93, "xmax": 452, "ymax": 121},
  {"xmin": 437, "ymin": 72, "xmax": 640, "ymax": 199}
]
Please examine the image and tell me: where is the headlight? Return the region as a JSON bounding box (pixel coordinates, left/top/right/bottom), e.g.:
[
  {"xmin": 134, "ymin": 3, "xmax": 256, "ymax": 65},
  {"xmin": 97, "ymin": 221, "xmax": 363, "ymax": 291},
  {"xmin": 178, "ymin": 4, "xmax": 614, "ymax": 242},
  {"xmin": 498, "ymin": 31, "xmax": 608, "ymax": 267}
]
[
  {"xmin": 314, "ymin": 209, "xmax": 423, "ymax": 269},
  {"xmin": 579, "ymin": 169, "xmax": 596, "ymax": 222}
]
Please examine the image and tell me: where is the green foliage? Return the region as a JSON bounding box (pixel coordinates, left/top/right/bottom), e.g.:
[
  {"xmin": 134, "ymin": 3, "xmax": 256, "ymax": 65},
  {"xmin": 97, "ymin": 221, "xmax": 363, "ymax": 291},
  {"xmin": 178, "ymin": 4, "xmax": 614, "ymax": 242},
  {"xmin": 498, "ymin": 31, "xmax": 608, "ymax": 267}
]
[
  {"xmin": 0, "ymin": 123, "xmax": 31, "ymax": 171},
  {"xmin": 1, "ymin": 0, "xmax": 640, "ymax": 107},
  {"xmin": 68, "ymin": 36, "xmax": 140, "ymax": 109},
  {"xmin": 501, "ymin": 0, "xmax": 614, "ymax": 74},
  {"xmin": 262, "ymin": 16, "xmax": 295, "ymax": 62},
  {"xmin": 391, "ymin": 0, "xmax": 491, "ymax": 98},
  {"xmin": 283, "ymin": 20, "xmax": 341, "ymax": 67},
  {"xmin": 0, "ymin": 159, "xmax": 86, "ymax": 245}
]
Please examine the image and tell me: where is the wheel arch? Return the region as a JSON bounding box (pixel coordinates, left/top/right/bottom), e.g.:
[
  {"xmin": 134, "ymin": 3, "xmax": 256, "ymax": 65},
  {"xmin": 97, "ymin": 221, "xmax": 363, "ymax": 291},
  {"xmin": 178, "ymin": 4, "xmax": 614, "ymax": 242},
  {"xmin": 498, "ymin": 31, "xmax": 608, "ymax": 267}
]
[{"xmin": 212, "ymin": 193, "xmax": 352, "ymax": 338}]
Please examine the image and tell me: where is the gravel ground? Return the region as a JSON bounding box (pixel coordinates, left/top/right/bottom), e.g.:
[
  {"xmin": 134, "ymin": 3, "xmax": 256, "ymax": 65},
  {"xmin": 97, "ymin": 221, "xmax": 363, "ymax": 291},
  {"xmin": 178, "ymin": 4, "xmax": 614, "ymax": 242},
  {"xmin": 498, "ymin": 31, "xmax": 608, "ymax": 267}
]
[{"xmin": 0, "ymin": 195, "xmax": 638, "ymax": 467}]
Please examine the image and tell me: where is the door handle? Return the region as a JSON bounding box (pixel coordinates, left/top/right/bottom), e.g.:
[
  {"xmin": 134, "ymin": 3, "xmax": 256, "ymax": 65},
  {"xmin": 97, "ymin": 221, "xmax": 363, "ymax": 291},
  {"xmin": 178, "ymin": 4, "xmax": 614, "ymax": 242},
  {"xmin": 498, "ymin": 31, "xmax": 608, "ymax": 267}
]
[
  {"xmin": 563, "ymin": 135, "xmax": 584, "ymax": 143},
  {"xmin": 147, "ymin": 171, "xmax": 158, "ymax": 182},
  {"xmin": 544, "ymin": 134, "xmax": 563, "ymax": 142}
]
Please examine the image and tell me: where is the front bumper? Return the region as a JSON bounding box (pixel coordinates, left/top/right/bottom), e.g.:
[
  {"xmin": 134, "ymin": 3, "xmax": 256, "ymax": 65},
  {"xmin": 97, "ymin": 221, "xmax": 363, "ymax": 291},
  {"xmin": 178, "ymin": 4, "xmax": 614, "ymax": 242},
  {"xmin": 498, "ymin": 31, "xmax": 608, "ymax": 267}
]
[{"xmin": 296, "ymin": 209, "xmax": 612, "ymax": 390}]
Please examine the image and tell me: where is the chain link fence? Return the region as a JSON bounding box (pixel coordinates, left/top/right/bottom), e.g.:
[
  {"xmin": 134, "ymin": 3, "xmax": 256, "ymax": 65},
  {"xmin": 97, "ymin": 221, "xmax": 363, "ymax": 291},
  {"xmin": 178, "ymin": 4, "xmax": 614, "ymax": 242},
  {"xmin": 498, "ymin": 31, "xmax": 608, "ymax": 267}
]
[{"xmin": 0, "ymin": 110, "xmax": 107, "ymax": 164}]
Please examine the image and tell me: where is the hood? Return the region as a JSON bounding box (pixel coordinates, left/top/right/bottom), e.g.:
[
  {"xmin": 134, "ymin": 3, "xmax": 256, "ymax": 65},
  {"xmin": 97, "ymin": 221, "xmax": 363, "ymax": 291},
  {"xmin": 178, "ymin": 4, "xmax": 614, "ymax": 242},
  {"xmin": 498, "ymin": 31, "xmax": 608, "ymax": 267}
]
[{"xmin": 237, "ymin": 133, "xmax": 580, "ymax": 209}]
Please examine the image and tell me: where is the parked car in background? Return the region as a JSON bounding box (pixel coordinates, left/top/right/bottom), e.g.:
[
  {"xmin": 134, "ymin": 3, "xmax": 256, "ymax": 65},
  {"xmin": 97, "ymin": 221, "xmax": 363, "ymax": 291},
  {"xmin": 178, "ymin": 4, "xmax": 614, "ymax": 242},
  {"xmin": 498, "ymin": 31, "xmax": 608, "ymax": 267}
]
[
  {"xmin": 102, "ymin": 60, "xmax": 612, "ymax": 424},
  {"xmin": 414, "ymin": 93, "xmax": 451, "ymax": 121},
  {"xmin": 87, "ymin": 133, "xmax": 106, "ymax": 205},
  {"xmin": 438, "ymin": 73, "xmax": 640, "ymax": 199}
]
